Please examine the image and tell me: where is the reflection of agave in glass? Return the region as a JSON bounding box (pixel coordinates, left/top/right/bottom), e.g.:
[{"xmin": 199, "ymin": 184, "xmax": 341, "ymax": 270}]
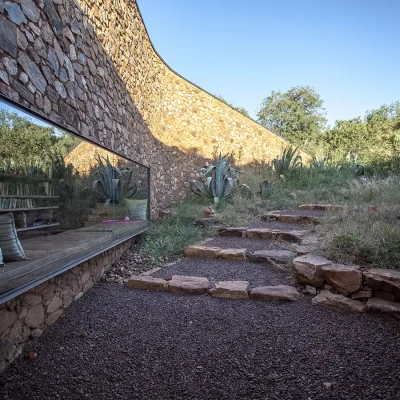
[{"xmin": 82, "ymin": 156, "xmax": 139, "ymax": 205}]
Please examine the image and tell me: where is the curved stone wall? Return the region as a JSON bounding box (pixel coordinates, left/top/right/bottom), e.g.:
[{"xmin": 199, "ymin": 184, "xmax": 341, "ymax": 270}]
[{"xmin": 0, "ymin": 0, "xmax": 307, "ymax": 216}]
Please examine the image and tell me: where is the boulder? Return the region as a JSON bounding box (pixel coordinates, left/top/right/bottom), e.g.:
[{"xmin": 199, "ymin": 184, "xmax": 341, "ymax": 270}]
[
  {"xmin": 25, "ymin": 305, "xmax": 45, "ymax": 328},
  {"xmin": 351, "ymin": 289, "xmax": 372, "ymax": 300},
  {"xmin": 293, "ymin": 255, "xmax": 332, "ymax": 287},
  {"xmin": 363, "ymin": 269, "xmax": 400, "ymax": 299},
  {"xmin": 249, "ymin": 250, "xmax": 295, "ymax": 264},
  {"xmin": 168, "ymin": 276, "xmax": 211, "ymax": 295},
  {"xmin": 366, "ymin": 298, "xmax": 400, "ymax": 320},
  {"xmin": 126, "ymin": 276, "xmax": 167, "ymax": 292},
  {"xmin": 321, "ymin": 264, "xmax": 362, "ymax": 295},
  {"xmin": 312, "ymin": 290, "xmax": 366, "ymax": 313},
  {"xmin": 250, "ymin": 285, "xmax": 300, "ymax": 302},
  {"xmin": 210, "ymin": 281, "xmax": 249, "ymax": 299},
  {"xmin": 183, "ymin": 245, "xmax": 221, "ymax": 259}
]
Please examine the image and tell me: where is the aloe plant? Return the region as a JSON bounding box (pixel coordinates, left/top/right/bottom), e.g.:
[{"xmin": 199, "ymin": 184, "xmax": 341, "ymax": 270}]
[
  {"xmin": 190, "ymin": 153, "xmax": 251, "ymax": 204},
  {"xmin": 272, "ymin": 146, "xmax": 303, "ymax": 176},
  {"xmin": 82, "ymin": 156, "xmax": 138, "ymax": 205}
]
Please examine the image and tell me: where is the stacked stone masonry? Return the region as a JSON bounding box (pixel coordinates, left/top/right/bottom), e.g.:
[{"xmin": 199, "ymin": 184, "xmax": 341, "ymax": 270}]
[
  {"xmin": 0, "ymin": 0, "xmax": 308, "ymax": 217},
  {"xmin": 0, "ymin": 237, "xmax": 134, "ymax": 372}
]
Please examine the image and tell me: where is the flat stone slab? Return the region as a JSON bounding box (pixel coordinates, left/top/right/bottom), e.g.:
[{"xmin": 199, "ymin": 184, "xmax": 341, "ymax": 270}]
[
  {"xmin": 293, "ymin": 255, "xmax": 332, "ymax": 287},
  {"xmin": 218, "ymin": 227, "xmax": 247, "ymax": 237},
  {"xmin": 250, "ymin": 285, "xmax": 300, "ymax": 301},
  {"xmin": 126, "ymin": 276, "xmax": 168, "ymax": 292},
  {"xmin": 299, "ymin": 204, "xmax": 344, "ymax": 211},
  {"xmin": 246, "ymin": 228, "xmax": 306, "ymax": 243},
  {"xmin": 218, "ymin": 248, "xmax": 247, "ymax": 262},
  {"xmin": 351, "ymin": 289, "xmax": 372, "ymax": 300},
  {"xmin": 366, "ymin": 298, "xmax": 400, "ymax": 319},
  {"xmin": 249, "ymin": 250, "xmax": 295, "ymax": 264},
  {"xmin": 168, "ymin": 275, "xmax": 211, "ymax": 295},
  {"xmin": 140, "ymin": 267, "xmax": 162, "ymax": 276},
  {"xmin": 291, "ymin": 244, "xmax": 315, "ymax": 256},
  {"xmin": 363, "ymin": 268, "xmax": 400, "ymax": 299},
  {"xmin": 183, "ymin": 245, "xmax": 221, "ymax": 259},
  {"xmin": 312, "ymin": 290, "xmax": 366, "ymax": 313},
  {"xmin": 210, "ymin": 281, "xmax": 249, "ymax": 299},
  {"xmin": 322, "ymin": 264, "xmax": 362, "ymax": 296},
  {"xmin": 262, "ymin": 212, "xmax": 323, "ymax": 224}
]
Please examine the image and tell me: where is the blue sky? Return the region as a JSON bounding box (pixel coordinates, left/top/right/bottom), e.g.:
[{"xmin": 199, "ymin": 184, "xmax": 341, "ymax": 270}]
[{"xmin": 138, "ymin": 0, "xmax": 400, "ymax": 126}]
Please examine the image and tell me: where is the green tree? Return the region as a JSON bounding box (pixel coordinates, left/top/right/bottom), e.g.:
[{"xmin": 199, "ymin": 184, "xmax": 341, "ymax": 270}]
[
  {"xmin": 257, "ymin": 85, "xmax": 327, "ymax": 149},
  {"xmin": 215, "ymin": 95, "xmax": 250, "ymax": 117},
  {"xmin": 324, "ymin": 117, "xmax": 368, "ymax": 163}
]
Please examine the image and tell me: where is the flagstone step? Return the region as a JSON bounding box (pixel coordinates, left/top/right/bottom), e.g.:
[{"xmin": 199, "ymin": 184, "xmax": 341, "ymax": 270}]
[
  {"xmin": 299, "ymin": 204, "xmax": 344, "ymax": 211},
  {"xmin": 218, "ymin": 227, "xmax": 307, "ymax": 243},
  {"xmin": 262, "ymin": 211, "xmax": 324, "ymax": 224},
  {"xmin": 248, "ymin": 250, "xmax": 296, "ymax": 264}
]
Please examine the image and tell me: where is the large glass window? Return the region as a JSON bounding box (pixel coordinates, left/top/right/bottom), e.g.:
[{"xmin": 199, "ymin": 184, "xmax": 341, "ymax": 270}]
[{"xmin": 0, "ymin": 98, "xmax": 150, "ymax": 300}]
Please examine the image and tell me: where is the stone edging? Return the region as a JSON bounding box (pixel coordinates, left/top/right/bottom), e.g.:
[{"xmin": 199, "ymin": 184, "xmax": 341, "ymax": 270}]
[
  {"xmin": 293, "ymin": 254, "xmax": 400, "ymax": 319},
  {"xmin": 127, "ymin": 276, "xmax": 300, "ymax": 302}
]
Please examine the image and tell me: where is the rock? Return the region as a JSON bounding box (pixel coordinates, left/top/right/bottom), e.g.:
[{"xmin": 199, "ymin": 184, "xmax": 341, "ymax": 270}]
[
  {"xmin": 30, "ymin": 329, "xmax": 43, "ymax": 338},
  {"xmin": 47, "ymin": 295, "xmax": 62, "ymax": 314},
  {"xmin": 11, "ymin": 80, "xmax": 34, "ymax": 103},
  {"xmin": 366, "ymin": 298, "xmax": 400, "ymax": 319},
  {"xmin": 21, "ymin": 0, "xmax": 40, "ymax": 23},
  {"xmin": 0, "ymin": 309, "xmax": 17, "ymax": 336},
  {"xmin": 249, "ymin": 250, "xmax": 295, "ymax": 264},
  {"xmin": 17, "ymin": 53, "xmax": 47, "ymax": 93},
  {"xmin": 293, "ymin": 255, "xmax": 332, "ymax": 287},
  {"xmin": 64, "ymin": 57, "xmax": 75, "ymax": 82},
  {"xmin": 250, "ymin": 285, "xmax": 300, "ymax": 302},
  {"xmin": 312, "ymin": 290, "xmax": 366, "ymax": 313},
  {"xmin": 21, "ymin": 293, "xmax": 42, "ymax": 307},
  {"xmin": 375, "ymin": 291, "xmax": 395, "ymax": 302},
  {"xmin": 47, "ymin": 49, "xmax": 59, "ymax": 75},
  {"xmin": 218, "ymin": 227, "xmax": 247, "ymax": 237},
  {"xmin": 321, "ymin": 264, "xmax": 362, "ymax": 295},
  {"xmin": 19, "ymin": 72, "xmax": 29, "ymax": 83},
  {"xmin": 8, "ymin": 320, "xmax": 22, "ymax": 341},
  {"xmin": 204, "ymin": 206, "xmax": 215, "ymax": 217},
  {"xmin": 55, "ymin": 80, "xmax": 67, "ymax": 98},
  {"xmin": 43, "ymin": 0, "xmax": 62, "ymax": 38},
  {"xmin": 45, "ymin": 308, "xmax": 63, "ymax": 326},
  {"xmin": 0, "ymin": 70, "xmax": 9, "ymax": 85},
  {"xmin": 3, "ymin": 57, "xmax": 18, "ymax": 75},
  {"xmin": 210, "ymin": 281, "xmax": 249, "ymax": 299},
  {"xmin": 245, "ymin": 228, "xmax": 306, "ymax": 243},
  {"xmin": 140, "ymin": 267, "xmax": 162, "ymax": 276},
  {"xmin": 16, "ymin": 29, "xmax": 28, "ymax": 50},
  {"xmin": 168, "ymin": 275, "xmax": 211, "ymax": 295},
  {"xmin": 363, "ymin": 268, "xmax": 400, "ymax": 299},
  {"xmin": 4, "ymin": 2, "xmax": 27, "ymax": 25},
  {"xmin": 0, "ymin": 16, "xmax": 17, "ymax": 57},
  {"xmin": 183, "ymin": 245, "xmax": 221, "ymax": 259},
  {"xmin": 217, "ymin": 248, "xmax": 247, "ymax": 262},
  {"xmin": 0, "ymin": 338, "xmax": 14, "ymax": 360},
  {"xmin": 70, "ymin": 18, "xmax": 81, "ymax": 35},
  {"xmin": 351, "ymin": 289, "xmax": 372, "ymax": 300},
  {"xmin": 126, "ymin": 276, "xmax": 168, "ymax": 292},
  {"xmin": 25, "ymin": 305, "xmax": 45, "ymax": 328},
  {"xmin": 304, "ymin": 285, "xmax": 317, "ymax": 295},
  {"xmin": 74, "ymin": 292, "xmax": 84, "ymax": 301}
]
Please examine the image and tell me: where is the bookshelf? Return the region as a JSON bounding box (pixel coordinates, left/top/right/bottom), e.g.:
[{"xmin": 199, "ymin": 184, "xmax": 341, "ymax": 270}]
[{"xmin": 0, "ymin": 175, "xmax": 60, "ymax": 232}]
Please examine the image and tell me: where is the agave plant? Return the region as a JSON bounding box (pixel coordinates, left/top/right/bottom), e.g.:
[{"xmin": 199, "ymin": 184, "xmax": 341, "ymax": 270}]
[
  {"xmin": 272, "ymin": 146, "xmax": 303, "ymax": 176},
  {"xmin": 82, "ymin": 156, "xmax": 138, "ymax": 205},
  {"xmin": 190, "ymin": 153, "xmax": 252, "ymax": 204}
]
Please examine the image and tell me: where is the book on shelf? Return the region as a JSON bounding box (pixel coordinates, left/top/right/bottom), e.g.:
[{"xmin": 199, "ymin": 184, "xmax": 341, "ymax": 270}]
[{"xmin": 0, "ymin": 198, "xmax": 37, "ymax": 210}]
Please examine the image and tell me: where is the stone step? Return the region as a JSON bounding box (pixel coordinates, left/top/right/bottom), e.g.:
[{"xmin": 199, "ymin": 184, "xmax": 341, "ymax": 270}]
[
  {"xmin": 245, "ymin": 228, "xmax": 307, "ymax": 243},
  {"xmin": 262, "ymin": 211, "xmax": 324, "ymax": 224},
  {"xmin": 312, "ymin": 290, "xmax": 366, "ymax": 313},
  {"xmin": 126, "ymin": 276, "xmax": 300, "ymax": 302},
  {"xmin": 218, "ymin": 227, "xmax": 247, "ymax": 237},
  {"xmin": 248, "ymin": 250, "xmax": 296, "ymax": 264},
  {"xmin": 299, "ymin": 204, "xmax": 344, "ymax": 211}
]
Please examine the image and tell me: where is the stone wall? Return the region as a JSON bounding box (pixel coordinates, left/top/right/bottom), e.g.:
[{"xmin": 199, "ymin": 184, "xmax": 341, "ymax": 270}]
[
  {"xmin": 0, "ymin": 0, "xmax": 308, "ymax": 217},
  {"xmin": 0, "ymin": 237, "xmax": 135, "ymax": 372}
]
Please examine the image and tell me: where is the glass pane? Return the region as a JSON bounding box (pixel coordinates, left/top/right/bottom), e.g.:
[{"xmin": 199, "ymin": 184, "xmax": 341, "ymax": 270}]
[{"xmin": 0, "ymin": 98, "xmax": 149, "ymax": 294}]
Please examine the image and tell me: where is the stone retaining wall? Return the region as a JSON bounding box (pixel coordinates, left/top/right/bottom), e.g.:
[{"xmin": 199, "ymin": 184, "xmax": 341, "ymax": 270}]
[
  {"xmin": 0, "ymin": 237, "xmax": 134, "ymax": 373},
  {"xmin": 0, "ymin": 0, "xmax": 308, "ymax": 217}
]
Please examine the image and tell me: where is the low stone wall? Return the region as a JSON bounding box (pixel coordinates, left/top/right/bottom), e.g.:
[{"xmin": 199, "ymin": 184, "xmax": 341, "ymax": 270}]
[
  {"xmin": 293, "ymin": 255, "xmax": 400, "ymax": 318},
  {"xmin": 0, "ymin": 237, "xmax": 135, "ymax": 373}
]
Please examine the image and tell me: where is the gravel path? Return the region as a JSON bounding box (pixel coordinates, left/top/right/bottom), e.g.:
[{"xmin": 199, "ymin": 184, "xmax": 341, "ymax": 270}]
[
  {"xmin": 1, "ymin": 284, "xmax": 399, "ymax": 400},
  {"xmin": 153, "ymin": 257, "xmax": 293, "ymax": 287}
]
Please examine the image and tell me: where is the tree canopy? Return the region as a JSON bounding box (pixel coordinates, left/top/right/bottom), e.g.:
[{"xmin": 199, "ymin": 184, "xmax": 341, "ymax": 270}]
[{"xmin": 257, "ymin": 85, "xmax": 327, "ymax": 149}]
